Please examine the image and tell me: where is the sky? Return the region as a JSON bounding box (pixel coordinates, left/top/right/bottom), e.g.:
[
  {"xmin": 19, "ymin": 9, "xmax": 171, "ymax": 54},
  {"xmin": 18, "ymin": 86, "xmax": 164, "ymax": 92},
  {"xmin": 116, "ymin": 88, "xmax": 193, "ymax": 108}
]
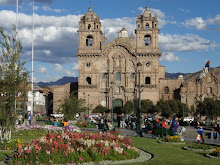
[{"xmin": 0, "ymin": 0, "xmax": 219, "ymax": 83}]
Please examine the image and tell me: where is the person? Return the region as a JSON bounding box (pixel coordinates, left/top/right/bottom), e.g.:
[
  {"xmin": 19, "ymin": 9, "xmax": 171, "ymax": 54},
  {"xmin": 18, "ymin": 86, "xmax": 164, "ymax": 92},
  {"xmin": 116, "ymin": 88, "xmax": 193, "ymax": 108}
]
[
  {"xmin": 131, "ymin": 114, "xmax": 136, "ymax": 130},
  {"xmin": 23, "ymin": 111, "xmax": 29, "ymax": 125},
  {"xmin": 28, "ymin": 111, "xmax": 32, "ymax": 125},
  {"xmin": 18, "ymin": 113, "xmax": 23, "ymax": 125},
  {"xmin": 152, "ymin": 113, "xmax": 156, "ymax": 127},
  {"xmin": 162, "ymin": 119, "xmax": 167, "ymax": 129},
  {"xmin": 211, "ymin": 124, "xmax": 219, "ymax": 139},
  {"xmin": 62, "ymin": 118, "xmax": 68, "ymax": 126},
  {"xmin": 171, "ymin": 117, "xmax": 178, "ymax": 134},
  {"xmin": 197, "ymin": 123, "xmax": 205, "ymax": 143},
  {"xmin": 120, "ymin": 113, "xmax": 125, "ymax": 128},
  {"xmin": 53, "ymin": 118, "xmax": 59, "ymax": 127}
]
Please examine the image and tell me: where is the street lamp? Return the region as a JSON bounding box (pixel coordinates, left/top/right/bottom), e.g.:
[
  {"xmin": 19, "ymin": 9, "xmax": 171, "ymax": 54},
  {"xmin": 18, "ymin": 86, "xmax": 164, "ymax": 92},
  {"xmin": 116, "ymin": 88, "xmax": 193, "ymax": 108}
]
[
  {"xmin": 88, "ymin": 94, "xmax": 90, "ymax": 121},
  {"xmin": 111, "ymin": 82, "xmax": 114, "ymax": 126},
  {"xmin": 137, "ymin": 62, "xmax": 143, "ymax": 137}
]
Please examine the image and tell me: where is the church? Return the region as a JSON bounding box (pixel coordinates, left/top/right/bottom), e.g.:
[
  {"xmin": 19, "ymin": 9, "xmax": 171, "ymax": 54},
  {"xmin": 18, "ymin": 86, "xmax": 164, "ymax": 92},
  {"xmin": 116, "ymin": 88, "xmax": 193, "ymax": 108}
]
[{"xmin": 76, "ymin": 5, "xmax": 220, "ymax": 110}]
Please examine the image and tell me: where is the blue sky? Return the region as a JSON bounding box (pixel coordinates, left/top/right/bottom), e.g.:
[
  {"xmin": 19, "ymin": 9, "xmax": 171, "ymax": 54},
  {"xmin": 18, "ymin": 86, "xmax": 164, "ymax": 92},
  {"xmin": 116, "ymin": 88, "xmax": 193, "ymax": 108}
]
[{"xmin": 0, "ymin": 0, "xmax": 219, "ymax": 82}]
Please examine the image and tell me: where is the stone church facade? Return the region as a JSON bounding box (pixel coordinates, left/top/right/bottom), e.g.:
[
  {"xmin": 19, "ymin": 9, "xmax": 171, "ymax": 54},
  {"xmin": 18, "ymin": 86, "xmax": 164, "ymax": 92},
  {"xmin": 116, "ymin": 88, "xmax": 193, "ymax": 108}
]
[{"xmin": 76, "ymin": 6, "xmax": 220, "ymax": 110}]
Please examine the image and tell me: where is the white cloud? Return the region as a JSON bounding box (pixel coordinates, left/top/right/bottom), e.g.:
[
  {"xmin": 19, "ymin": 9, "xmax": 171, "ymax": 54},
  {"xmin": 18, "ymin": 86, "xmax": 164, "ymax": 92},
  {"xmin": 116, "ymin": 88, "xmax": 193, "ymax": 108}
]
[
  {"xmin": 183, "ymin": 14, "xmax": 220, "ymax": 31},
  {"xmin": 38, "ymin": 65, "xmax": 47, "ymax": 73},
  {"xmin": 55, "ymin": 64, "xmax": 62, "ymax": 72},
  {"xmin": 73, "ymin": 63, "xmax": 78, "ymax": 70},
  {"xmin": 63, "ymin": 70, "xmax": 75, "ymax": 76},
  {"xmin": 160, "ymin": 52, "xmax": 180, "ymax": 62},
  {"xmin": 159, "ymin": 33, "xmax": 210, "ymax": 52}
]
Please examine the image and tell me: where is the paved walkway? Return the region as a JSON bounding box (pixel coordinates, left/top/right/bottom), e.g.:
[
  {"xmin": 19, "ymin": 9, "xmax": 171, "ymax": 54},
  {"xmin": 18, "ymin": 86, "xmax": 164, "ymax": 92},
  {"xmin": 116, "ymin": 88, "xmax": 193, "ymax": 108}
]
[{"xmin": 81, "ymin": 126, "xmax": 220, "ymax": 145}]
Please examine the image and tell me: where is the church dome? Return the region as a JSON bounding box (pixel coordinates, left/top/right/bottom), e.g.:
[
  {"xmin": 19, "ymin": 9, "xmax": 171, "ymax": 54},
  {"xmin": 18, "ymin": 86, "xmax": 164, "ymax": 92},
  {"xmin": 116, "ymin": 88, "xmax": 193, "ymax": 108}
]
[
  {"xmin": 120, "ymin": 27, "xmax": 128, "ymax": 38},
  {"xmin": 81, "ymin": 6, "xmax": 99, "ymax": 22},
  {"xmin": 140, "ymin": 5, "xmax": 155, "ymax": 19},
  {"xmin": 178, "ymin": 75, "xmax": 184, "ymax": 80}
]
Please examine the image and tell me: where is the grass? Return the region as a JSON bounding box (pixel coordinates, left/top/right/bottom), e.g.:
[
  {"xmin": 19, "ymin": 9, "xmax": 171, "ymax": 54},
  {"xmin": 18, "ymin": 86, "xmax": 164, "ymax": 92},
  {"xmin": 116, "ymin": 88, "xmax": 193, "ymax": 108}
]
[{"xmin": 120, "ymin": 137, "xmax": 220, "ymax": 165}]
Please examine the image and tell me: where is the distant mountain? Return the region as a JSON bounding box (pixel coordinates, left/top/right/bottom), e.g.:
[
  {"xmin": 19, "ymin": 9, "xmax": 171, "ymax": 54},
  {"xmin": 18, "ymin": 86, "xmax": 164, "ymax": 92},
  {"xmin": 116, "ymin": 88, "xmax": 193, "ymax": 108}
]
[
  {"xmin": 38, "ymin": 76, "xmax": 78, "ymax": 87},
  {"xmin": 165, "ymin": 72, "xmax": 189, "ymax": 79},
  {"xmin": 38, "ymin": 67, "xmax": 220, "ymax": 87}
]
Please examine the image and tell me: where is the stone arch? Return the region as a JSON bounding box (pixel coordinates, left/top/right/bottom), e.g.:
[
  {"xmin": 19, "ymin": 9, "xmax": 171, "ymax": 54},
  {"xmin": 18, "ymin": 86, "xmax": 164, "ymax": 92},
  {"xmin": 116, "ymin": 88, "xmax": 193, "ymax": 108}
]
[
  {"xmin": 164, "ymin": 86, "xmax": 169, "ymax": 94},
  {"xmin": 86, "ymin": 77, "xmax": 91, "ymax": 84}
]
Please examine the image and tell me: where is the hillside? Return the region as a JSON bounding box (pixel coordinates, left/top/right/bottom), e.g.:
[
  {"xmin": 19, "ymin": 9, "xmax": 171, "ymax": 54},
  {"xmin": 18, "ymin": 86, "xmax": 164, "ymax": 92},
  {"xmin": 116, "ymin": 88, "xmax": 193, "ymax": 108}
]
[{"xmin": 38, "ymin": 76, "xmax": 78, "ymax": 87}]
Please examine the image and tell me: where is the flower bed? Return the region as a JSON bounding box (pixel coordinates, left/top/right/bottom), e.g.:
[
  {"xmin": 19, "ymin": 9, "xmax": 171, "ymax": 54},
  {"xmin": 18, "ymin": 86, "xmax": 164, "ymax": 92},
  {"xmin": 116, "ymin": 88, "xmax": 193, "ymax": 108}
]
[
  {"xmin": 206, "ymin": 147, "xmax": 220, "ymax": 159},
  {"xmin": 158, "ymin": 136, "xmax": 186, "ymax": 144},
  {"xmin": 13, "ymin": 124, "xmax": 80, "ymax": 136},
  {"xmin": 13, "ymin": 131, "xmax": 140, "ymax": 164},
  {"xmin": 183, "ymin": 142, "xmax": 216, "ymax": 152}
]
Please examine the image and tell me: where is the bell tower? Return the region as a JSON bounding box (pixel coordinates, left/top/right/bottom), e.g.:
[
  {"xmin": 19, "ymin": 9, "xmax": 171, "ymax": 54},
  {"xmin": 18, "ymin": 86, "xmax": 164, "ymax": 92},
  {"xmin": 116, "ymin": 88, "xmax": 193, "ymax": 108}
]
[
  {"xmin": 135, "ymin": 5, "xmax": 160, "ymax": 54},
  {"xmin": 78, "ymin": 6, "xmax": 102, "ymax": 54}
]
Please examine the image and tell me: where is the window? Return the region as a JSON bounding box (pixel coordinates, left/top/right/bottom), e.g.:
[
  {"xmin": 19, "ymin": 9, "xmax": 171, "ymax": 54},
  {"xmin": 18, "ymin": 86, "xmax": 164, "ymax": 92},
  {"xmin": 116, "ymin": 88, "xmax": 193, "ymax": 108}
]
[
  {"xmin": 146, "ymin": 23, "xmax": 149, "ymax": 29},
  {"xmin": 88, "ymin": 24, "xmax": 91, "ymax": 30},
  {"xmin": 164, "ymin": 86, "xmax": 169, "ymax": 94},
  {"xmin": 86, "ymin": 35, "xmax": 93, "ymax": 47},
  {"xmin": 155, "ymin": 24, "xmax": 157, "ymax": 28},
  {"xmin": 146, "ymin": 62, "xmax": 150, "ymax": 67},
  {"xmin": 97, "ymin": 25, "xmax": 99, "ymax": 29},
  {"xmin": 86, "ymin": 62, "xmax": 91, "ymax": 68},
  {"xmin": 207, "ymin": 87, "xmax": 212, "ymax": 94},
  {"xmin": 86, "ymin": 77, "xmax": 91, "ymax": 85},
  {"xmin": 138, "ymin": 24, "xmax": 140, "ymax": 28},
  {"xmin": 102, "ymin": 73, "xmax": 106, "ymax": 79},
  {"xmin": 115, "ymin": 72, "xmax": 121, "ymax": 81},
  {"xmin": 130, "ymin": 73, "xmax": 135, "ymax": 79},
  {"xmin": 144, "ymin": 35, "xmax": 151, "ymax": 46},
  {"xmin": 145, "ymin": 77, "xmax": 151, "ymax": 84}
]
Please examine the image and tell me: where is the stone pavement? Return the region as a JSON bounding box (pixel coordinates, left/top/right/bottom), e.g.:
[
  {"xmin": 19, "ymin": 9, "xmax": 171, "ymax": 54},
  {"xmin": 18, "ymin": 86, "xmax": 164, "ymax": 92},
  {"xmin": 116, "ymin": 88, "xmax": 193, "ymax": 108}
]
[{"xmin": 81, "ymin": 126, "xmax": 220, "ymax": 145}]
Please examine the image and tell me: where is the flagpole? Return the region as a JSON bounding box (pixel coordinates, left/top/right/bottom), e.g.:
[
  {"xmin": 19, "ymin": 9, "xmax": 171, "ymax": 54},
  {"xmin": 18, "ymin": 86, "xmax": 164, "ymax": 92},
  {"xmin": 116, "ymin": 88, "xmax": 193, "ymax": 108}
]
[
  {"xmin": 15, "ymin": 0, "xmax": 18, "ymax": 112},
  {"xmin": 31, "ymin": 0, "xmax": 34, "ymax": 115}
]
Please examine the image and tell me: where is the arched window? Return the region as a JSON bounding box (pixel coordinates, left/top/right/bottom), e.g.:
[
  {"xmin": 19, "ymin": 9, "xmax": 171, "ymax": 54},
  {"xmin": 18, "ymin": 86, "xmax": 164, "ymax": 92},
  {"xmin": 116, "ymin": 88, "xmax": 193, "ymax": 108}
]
[
  {"xmin": 144, "ymin": 35, "xmax": 151, "ymax": 46},
  {"xmin": 155, "ymin": 24, "xmax": 157, "ymax": 27},
  {"xmin": 138, "ymin": 24, "xmax": 140, "ymax": 28},
  {"xmin": 97, "ymin": 25, "xmax": 99, "ymax": 29},
  {"xmin": 146, "ymin": 23, "xmax": 149, "ymax": 29},
  {"xmin": 102, "ymin": 73, "xmax": 106, "ymax": 79},
  {"xmin": 88, "ymin": 24, "xmax": 91, "ymax": 30},
  {"xmin": 145, "ymin": 77, "xmax": 151, "ymax": 84},
  {"xmin": 86, "ymin": 77, "xmax": 91, "ymax": 85},
  {"xmin": 164, "ymin": 86, "xmax": 169, "ymax": 94},
  {"xmin": 115, "ymin": 72, "xmax": 121, "ymax": 81},
  {"xmin": 86, "ymin": 35, "xmax": 93, "ymax": 47},
  {"xmin": 207, "ymin": 87, "xmax": 212, "ymax": 94},
  {"xmin": 130, "ymin": 73, "xmax": 135, "ymax": 79}
]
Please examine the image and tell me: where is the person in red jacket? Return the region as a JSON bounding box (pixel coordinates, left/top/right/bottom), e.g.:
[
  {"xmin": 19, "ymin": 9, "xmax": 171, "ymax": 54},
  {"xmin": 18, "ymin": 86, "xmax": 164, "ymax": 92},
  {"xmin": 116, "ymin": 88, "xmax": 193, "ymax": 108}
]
[{"xmin": 162, "ymin": 119, "xmax": 167, "ymax": 128}]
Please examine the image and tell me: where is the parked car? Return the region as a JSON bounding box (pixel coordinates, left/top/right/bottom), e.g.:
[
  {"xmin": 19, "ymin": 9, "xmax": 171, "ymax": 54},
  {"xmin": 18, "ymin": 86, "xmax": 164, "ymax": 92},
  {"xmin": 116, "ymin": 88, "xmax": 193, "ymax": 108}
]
[{"xmin": 183, "ymin": 116, "xmax": 194, "ymax": 122}]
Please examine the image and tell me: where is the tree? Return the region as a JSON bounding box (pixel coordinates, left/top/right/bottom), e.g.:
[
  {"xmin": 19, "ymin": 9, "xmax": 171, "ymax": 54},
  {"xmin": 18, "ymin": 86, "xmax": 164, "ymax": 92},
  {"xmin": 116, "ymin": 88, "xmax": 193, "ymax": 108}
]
[
  {"xmin": 0, "ymin": 26, "xmax": 28, "ymax": 129},
  {"xmin": 154, "ymin": 99, "xmax": 189, "ymax": 118},
  {"xmin": 59, "ymin": 93, "xmax": 86, "ymax": 120},
  {"xmin": 92, "ymin": 105, "xmax": 110, "ymax": 113},
  {"xmin": 141, "ymin": 99, "xmax": 154, "ymax": 114},
  {"xmin": 196, "ymin": 98, "xmax": 220, "ymax": 119}
]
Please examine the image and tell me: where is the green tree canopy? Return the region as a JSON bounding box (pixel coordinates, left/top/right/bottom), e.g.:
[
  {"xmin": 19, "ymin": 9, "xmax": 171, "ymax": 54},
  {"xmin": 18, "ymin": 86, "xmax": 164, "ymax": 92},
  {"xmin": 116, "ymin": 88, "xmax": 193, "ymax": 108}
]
[
  {"xmin": 59, "ymin": 93, "xmax": 86, "ymax": 120},
  {"xmin": 154, "ymin": 99, "xmax": 189, "ymax": 118},
  {"xmin": 92, "ymin": 105, "xmax": 110, "ymax": 113}
]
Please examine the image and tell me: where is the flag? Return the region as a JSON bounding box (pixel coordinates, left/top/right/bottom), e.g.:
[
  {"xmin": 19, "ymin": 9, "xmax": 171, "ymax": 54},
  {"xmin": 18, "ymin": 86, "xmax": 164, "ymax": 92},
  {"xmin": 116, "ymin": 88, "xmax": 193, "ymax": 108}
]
[{"xmin": 205, "ymin": 61, "xmax": 210, "ymax": 68}]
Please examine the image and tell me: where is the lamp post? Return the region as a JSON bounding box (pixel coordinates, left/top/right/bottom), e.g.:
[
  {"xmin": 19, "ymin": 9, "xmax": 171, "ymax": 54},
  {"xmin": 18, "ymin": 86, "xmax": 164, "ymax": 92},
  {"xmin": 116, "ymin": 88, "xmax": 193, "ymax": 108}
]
[
  {"xmin": 137, "ymin": 62, "xmax": 143, "ymax": 137},
  {"xmin": 88, "ymin": 94, "xmax": 90, "ymax": 121},
  {"xmin": 111, "ymin": 82, "xmax": 114, "ymax": 126}
]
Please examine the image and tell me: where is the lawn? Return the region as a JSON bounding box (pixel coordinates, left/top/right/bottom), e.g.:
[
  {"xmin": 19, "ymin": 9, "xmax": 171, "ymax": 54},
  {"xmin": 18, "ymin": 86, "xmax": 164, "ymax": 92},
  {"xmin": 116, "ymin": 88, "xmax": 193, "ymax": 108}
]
[{"xmin": 124, "ymin": 137, "xmax": 220, "ymax": 165}]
